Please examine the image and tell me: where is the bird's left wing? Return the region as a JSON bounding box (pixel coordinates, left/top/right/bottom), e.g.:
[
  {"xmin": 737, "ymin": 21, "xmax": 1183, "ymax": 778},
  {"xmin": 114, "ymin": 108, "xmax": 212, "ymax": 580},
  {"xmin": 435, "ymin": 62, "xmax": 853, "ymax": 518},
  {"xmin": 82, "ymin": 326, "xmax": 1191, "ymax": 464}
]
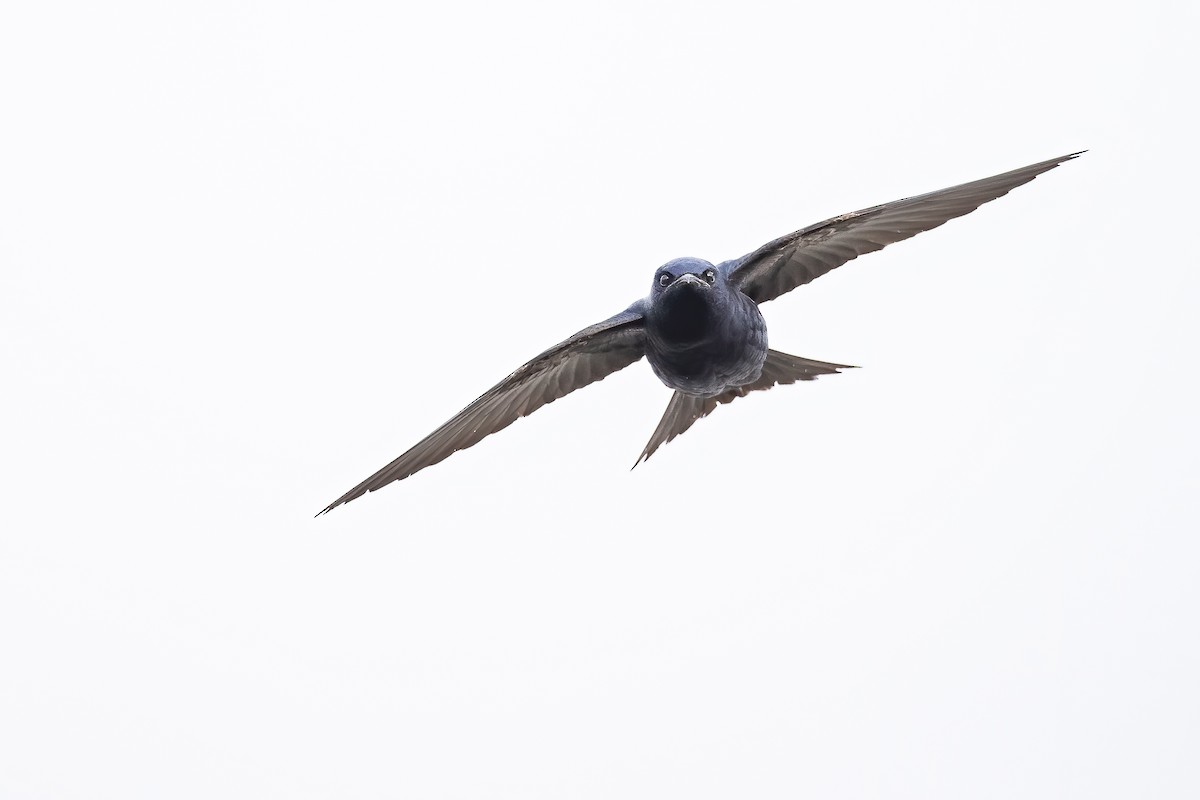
[
  {"xmin": 724, "ymin": 152, "xmax": 1082, "ymax": 305},
  {"xmin": 319, "ymin": 305, "xmax": 647, "ymax": 514}
]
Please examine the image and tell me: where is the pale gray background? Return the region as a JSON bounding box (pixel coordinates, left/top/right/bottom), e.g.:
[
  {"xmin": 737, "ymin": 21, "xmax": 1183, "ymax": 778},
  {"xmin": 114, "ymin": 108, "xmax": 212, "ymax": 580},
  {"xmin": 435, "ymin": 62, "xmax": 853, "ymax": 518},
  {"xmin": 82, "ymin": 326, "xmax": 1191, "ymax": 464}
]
[{"xmin": 2, "ymin": 1, "xmax": 1197, "ymax": 798}]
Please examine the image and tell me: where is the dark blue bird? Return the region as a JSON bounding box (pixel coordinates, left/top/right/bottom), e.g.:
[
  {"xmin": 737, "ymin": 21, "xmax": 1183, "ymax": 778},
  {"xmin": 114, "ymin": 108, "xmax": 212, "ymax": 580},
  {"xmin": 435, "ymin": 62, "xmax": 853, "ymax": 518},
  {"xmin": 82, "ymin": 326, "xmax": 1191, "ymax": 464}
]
[{"xmin": 320, "ymin": 152, "xmax": 1081, "ymax": 514}]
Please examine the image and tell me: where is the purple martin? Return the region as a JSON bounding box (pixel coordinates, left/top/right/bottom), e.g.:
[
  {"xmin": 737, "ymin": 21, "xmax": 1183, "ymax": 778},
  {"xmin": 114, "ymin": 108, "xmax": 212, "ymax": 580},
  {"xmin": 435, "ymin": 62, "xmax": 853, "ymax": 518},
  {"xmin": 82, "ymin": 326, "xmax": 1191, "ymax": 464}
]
[{"xmin": 320, "ymin": 152, "xmax": 1081, "ymax": 514}]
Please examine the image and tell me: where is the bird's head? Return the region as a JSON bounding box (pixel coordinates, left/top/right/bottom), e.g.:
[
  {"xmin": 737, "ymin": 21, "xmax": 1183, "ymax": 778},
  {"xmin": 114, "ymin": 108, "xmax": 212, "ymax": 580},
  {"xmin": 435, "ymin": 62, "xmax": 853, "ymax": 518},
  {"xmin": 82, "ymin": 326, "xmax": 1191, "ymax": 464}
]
[
  {"xmin": 646, "ymin": 257, "xmax": 731, "ymax": 342},
  {"xmin": 650, "ymin": 257, "xmax": 724, "ymax": 301}
]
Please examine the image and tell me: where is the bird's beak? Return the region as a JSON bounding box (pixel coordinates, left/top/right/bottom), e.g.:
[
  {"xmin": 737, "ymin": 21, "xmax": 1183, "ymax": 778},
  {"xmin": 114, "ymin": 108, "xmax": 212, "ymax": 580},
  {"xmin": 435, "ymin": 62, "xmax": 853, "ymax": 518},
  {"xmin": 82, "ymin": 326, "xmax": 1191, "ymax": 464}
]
[{"xmin": 670, "ymin": 273, "xmax": 709, "ymax": 290}]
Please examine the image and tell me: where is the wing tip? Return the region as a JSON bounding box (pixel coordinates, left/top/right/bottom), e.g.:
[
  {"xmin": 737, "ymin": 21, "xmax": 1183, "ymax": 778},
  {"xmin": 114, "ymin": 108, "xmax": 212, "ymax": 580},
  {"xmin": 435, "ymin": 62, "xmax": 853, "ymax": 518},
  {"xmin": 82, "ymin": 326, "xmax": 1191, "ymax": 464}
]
[
  {"xmin": 315, "ymin": 486, "xmax": 371, "ymax": 517},
  {"xmin": 1040, "ymin": 150, "xmax": 1086, "ymax": 171},
  {"xmin": 315, "ymin": 499, "xmax": 342, "ymax": 517}
]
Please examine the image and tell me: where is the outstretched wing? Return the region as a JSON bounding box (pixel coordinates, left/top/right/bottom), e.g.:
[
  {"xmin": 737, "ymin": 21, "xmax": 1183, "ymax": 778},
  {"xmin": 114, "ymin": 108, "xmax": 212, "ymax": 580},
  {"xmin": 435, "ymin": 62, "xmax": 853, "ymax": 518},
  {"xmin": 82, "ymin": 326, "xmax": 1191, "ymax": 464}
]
[
  {"xmin": 319, "ymin": 305, "xmax": 647, "ymax": 515},
  {"xmin": 633, "ymin": 350, "xmax": 853, "ymax": 466},
  {"xmin": 726, "ymin": 152, "xmax": 1082, "ymax": 305}
]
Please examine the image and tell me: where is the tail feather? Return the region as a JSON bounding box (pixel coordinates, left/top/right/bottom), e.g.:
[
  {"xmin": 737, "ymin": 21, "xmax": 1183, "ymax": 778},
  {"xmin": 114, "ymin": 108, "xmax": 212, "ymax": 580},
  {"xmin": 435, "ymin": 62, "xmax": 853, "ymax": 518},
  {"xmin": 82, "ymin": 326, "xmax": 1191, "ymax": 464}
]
[{"xmin": 633, "ymin": 349, "xmax": 855, "ymax": 466}]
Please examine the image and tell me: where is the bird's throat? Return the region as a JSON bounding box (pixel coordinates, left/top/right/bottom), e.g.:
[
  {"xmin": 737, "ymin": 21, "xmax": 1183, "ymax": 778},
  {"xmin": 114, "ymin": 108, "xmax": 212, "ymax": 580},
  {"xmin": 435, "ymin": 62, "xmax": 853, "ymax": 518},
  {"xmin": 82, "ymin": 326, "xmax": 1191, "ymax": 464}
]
[{"xmin": 654, "ymin": 288, "xmax": 713, "ymax": 344}]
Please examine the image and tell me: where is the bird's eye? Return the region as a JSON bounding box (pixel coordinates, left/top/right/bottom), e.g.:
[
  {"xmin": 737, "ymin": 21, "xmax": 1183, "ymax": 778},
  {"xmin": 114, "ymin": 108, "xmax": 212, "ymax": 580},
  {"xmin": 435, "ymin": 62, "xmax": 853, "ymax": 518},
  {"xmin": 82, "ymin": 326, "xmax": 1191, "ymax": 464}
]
[
  {"xmin": 702, "ymin": 268, "xmax": 716, "ymax": 285},
  {"xmin": 658, "ymin": 273, "xmax": 672, "ymax": 287}
]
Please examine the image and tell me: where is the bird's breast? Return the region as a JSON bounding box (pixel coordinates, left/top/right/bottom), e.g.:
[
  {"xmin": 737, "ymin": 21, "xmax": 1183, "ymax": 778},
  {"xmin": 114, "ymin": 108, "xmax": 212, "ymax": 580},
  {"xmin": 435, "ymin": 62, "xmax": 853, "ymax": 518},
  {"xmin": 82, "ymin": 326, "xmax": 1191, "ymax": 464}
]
[{"xmin": 646, "ymin": 296, "xmax": 768, "ymax": 396}]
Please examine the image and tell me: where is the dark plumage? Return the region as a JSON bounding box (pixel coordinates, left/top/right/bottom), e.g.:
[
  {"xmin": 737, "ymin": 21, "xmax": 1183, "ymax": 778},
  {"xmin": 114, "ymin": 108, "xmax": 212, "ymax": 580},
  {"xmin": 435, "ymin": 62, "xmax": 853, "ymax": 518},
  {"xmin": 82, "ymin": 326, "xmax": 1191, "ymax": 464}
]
[{"xmin": 320, "ymin": 152, "xmax": 1081, "ymax": 514}]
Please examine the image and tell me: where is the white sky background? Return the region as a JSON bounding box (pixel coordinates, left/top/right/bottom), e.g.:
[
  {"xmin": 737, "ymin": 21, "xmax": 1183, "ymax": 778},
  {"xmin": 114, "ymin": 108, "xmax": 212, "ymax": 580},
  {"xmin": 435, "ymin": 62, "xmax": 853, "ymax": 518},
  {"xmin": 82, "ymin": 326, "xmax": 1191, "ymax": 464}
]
[{"xmin": 2, "ymin": 1, "xmax": 1197, "ymax": 797}]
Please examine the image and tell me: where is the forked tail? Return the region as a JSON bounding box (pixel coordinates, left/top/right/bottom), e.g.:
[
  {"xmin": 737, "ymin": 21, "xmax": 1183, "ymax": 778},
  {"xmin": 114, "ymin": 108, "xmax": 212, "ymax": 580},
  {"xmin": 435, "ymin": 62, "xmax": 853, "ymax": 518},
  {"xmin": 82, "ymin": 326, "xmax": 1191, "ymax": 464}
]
[{"xmin": 633, "ymin": 350, "xmax": 854, "ymax": 466}]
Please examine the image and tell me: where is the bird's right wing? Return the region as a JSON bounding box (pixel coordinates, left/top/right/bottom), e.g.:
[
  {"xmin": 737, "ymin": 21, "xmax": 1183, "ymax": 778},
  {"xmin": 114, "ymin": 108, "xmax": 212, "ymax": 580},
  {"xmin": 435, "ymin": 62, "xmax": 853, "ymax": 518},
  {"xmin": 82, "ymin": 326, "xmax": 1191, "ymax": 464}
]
[{"xmin": 320, "ymin": 305, "xmax": 647, "ymax": 514}]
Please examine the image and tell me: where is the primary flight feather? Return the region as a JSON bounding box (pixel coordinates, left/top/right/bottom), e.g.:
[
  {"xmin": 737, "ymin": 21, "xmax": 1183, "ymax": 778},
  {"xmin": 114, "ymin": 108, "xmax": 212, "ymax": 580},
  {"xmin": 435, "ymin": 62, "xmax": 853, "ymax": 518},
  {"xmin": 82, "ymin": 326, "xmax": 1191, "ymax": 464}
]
[{"xmin": 320, "ymin": 152, "xmax": 1082, "ymax": 515}]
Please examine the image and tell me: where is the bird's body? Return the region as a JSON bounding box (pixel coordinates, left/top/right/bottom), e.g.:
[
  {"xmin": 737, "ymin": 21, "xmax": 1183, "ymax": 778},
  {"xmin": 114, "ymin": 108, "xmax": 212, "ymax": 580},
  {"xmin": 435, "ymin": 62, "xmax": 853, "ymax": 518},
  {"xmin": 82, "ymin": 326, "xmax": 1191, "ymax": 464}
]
[
  {"xmin": 643, "ymin": 257, "xmax": 769, "ymax": 396},
  {"xmin": 320, "ymin": 152, "xmax": 1082, "ymax": 515}
]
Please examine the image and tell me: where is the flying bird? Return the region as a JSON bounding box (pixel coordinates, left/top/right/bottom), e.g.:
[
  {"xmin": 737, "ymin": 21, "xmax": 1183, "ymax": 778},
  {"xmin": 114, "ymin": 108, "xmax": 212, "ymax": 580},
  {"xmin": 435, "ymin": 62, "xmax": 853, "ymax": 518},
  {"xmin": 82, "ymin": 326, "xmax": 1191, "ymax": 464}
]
[{"xmin": 320, "ymin": 152, "xmax": 1081, "ymax": 514}]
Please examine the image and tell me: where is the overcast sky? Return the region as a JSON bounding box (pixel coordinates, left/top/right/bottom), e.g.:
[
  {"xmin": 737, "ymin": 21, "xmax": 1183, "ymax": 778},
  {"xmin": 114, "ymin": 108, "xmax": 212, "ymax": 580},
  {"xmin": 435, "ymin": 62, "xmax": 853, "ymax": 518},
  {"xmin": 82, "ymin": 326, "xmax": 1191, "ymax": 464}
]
[{"xmin": 2, "ymin": 1, "xmax": 1197, "ymax": 798}]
